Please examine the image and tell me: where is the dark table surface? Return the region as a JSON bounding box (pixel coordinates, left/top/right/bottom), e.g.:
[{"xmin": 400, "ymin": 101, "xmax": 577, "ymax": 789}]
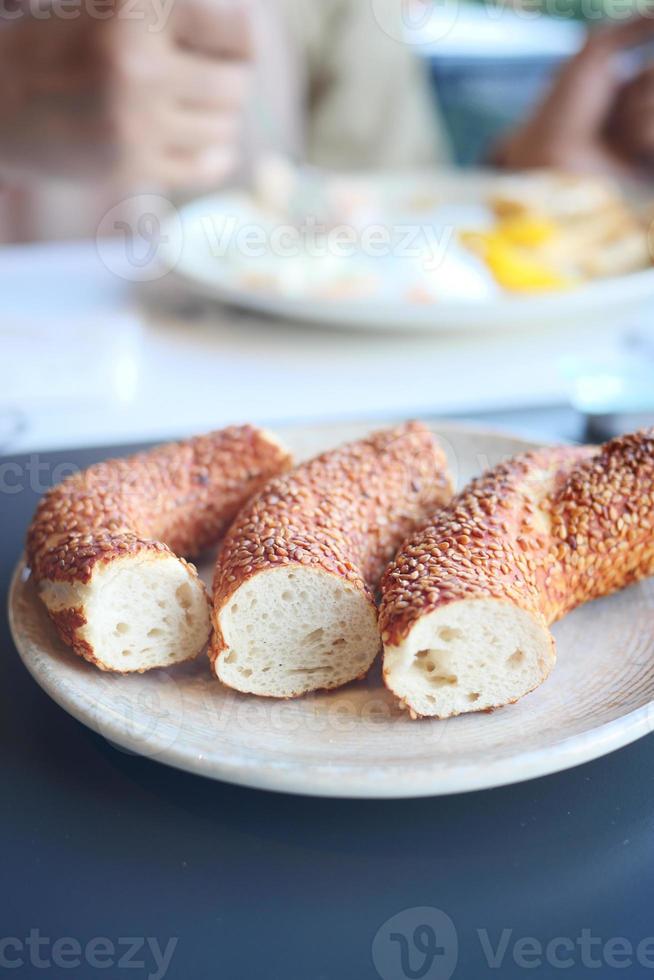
[{"xmin": 3, "ymin": 433, "xmax": 654, "ymax": 980}]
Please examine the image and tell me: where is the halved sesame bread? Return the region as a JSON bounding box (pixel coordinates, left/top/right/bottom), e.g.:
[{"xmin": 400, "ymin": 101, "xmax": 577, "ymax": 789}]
[
  {"xmin": 381, "ymin": 431, "xmax": 654, "ymax": 718},
  {"xmin": 211, "ymin": 423, "xmax": 453, "ymax": 697},
  {"xmin": 26, "ymin": 426, "xmax": 292, "ymax": 672}
]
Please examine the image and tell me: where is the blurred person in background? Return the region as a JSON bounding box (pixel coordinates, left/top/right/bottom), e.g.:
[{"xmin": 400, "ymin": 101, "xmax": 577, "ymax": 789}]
[
  {"xmin": 500, "ymin": 15, "xmax": 654, "ymax": 175},
  {"xmin": 1, "ymin": 0, "xmax": 654, "ymax": 241},
  {"xmin": 0, "ymin": 0, "xmax": 445, "ymax": 239}
]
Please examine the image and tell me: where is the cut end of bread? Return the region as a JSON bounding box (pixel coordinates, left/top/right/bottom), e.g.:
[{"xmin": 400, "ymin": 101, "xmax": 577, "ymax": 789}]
[
  {"xmin": 87, "ymin": 555, "xmax": 211, "ymax": 671},
  {"xmin": 41, "ymin": 552, "xmax": 211, "ymax": 672},
  {"xmin": 214, "ymin": 565, "xmax": 380, "ymax": 697},
  {"xmin": 383, "ymin": 598, "xmax": 555, "ymax": 718}
]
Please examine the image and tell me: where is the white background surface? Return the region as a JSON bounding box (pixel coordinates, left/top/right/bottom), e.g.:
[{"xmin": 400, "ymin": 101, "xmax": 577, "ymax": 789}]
[{"xmin": 1, "ymin": 238, "xmax": 650, "ymax": 453}]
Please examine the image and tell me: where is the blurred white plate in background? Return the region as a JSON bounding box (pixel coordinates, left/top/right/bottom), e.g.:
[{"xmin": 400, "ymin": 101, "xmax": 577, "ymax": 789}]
[{"xmin": 164, "ymin": 171, "xmax": 654, "ymax": 333}]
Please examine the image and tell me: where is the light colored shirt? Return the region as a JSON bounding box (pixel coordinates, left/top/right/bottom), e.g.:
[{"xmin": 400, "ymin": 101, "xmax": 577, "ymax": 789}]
[{"xmin": 246, "ymin": 0, "xmax": 449, "ymax": 170}]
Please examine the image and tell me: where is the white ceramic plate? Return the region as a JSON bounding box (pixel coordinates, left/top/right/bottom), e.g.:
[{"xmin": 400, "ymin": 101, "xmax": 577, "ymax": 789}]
[
  {"xmin": 164, "ymin": 171, "xmax": 654, "ymax": 333},
  {"xmin": 9, "ymin": 422, "xmax": 654, "ymax": 797}
]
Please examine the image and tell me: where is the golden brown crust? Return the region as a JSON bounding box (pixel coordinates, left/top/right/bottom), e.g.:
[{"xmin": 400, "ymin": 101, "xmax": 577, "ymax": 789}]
[
  {"xmin": 26, "ymin": 425, "xmax": 292, "ymax": 667},
  {"xmin": 380, "ymin": 430, "xmax": 654, "ymax": 648},
  {"xmin": 545, "ymin": 429, "xmax": 654, "ymax": 619},
  {"xmin": 27, "ymin": 425, "xmax": 293, "ymax": 584},
  {"xmin": 49, "ymin": 606, "xmax": 94, "ymax": 661},
  {"xmin": 211, "ymin": 423, "xmax": 454, "ymax": 663}
]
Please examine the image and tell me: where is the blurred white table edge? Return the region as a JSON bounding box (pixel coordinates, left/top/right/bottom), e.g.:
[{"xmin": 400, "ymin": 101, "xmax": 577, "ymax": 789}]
[{"xmin": 0, "ymin": 238, "xmax": 648, "ymax": 453}]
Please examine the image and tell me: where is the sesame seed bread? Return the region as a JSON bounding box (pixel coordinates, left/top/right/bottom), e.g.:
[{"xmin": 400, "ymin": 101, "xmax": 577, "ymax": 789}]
[
  {"xmin": 26, "ymin": 426, "xmax": 292, "ymax": 672},
  {"xmin": 211, "ymin": 423, "xmax": 454, "ymax": 697},
  {"xmin": 380, "ymin": 430, "xmax": 654, "ymax": 718}
]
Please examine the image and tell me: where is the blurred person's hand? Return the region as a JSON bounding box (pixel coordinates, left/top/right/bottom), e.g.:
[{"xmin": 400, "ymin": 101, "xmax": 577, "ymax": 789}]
[
  {"xmin": 499, "ymin": 17, "xmax": 654, "ymax": 177},
  {"xmin": 607, "ymin": 62, "xmax": 654, "ymax": 167},
  {"xmin": 0, "ymin": 0, "xmax": 253, "ymax": 189},
  {"xmin": 107, "ymin": 0, "xmax": 253, "ymax": 186}
]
